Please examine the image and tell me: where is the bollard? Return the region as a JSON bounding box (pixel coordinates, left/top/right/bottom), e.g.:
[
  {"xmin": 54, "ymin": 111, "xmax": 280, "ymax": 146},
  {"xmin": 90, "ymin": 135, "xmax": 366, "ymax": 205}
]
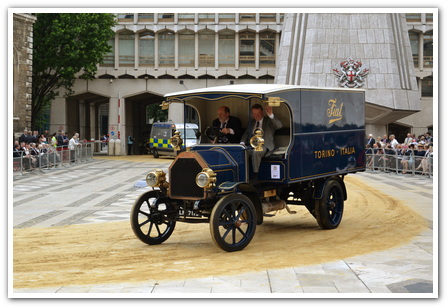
[
  {"xmin": 108, "ymin": 139, "xmax": 115, "ymax": 156},
  {"xmin": 115, "ymin": 138, "xmax": 122, "ymax": 155}
]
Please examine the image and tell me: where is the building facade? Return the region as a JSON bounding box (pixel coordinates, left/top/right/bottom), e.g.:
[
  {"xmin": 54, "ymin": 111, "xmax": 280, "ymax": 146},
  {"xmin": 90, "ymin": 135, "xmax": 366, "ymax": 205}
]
[
  {"xmin": 12, "ymin": 13, "xmax": 36, "ymax": 135},
  {"xmin": 43, "ymin": 11, "xmax": 434, "ymax": 154}
]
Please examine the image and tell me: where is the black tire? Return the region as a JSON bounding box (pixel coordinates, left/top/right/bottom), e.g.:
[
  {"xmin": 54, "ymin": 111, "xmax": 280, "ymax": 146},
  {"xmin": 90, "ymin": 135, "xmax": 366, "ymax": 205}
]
[
  {"xmin": 130, "ymin": 190, "xmax": 176, "ymax": 245},
  {"xmin": 210, "ymin": 194, "xmax": 257, "ymax": 252},
  {"xmin": 314, "ymin": 180, "xmax": 344, "ymax": 229},
  {"xmin": 152, "ymin": 148, "xmax": 159, "ymax": 158}
]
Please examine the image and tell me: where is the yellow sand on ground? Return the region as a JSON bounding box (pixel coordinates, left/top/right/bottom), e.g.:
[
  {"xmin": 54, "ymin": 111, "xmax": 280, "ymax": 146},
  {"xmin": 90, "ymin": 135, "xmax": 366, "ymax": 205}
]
[{"xmin": 13, "ymin": 175, "xmax": 427, "ymax": 289}]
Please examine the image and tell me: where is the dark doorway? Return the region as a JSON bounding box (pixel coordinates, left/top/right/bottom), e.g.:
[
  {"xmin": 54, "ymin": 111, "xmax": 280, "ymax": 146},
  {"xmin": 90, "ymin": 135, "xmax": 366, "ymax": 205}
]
[{"xmin": 388, "ymin": 123, "xmax": 410, "ymax": 143}]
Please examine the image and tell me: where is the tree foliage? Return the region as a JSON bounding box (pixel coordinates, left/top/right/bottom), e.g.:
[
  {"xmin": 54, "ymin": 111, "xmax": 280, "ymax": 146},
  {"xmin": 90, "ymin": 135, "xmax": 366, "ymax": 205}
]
[
  {"xmin": 146, "ymin": 103, "xmax": 168, "ymax": 123},
  {"xmin": 32, "ymin": 13, "xmax": 116, "ymax": 129}
]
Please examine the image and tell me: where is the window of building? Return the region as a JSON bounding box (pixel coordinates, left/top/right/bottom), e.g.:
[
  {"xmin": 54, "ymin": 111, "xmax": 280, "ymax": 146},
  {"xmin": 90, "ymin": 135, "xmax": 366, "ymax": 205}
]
[
  {"xmin": 421, "ymin": 76, "xmax": 433, "ymax": 97},
  {"xmin": 199, "ymin": 13, "xmax": 215, "ymax": 22},
  {"xmin": 239, "ymin": 14, "xmax": 256, "ymax": 22},
  {"xmin": 117, "ymin": 14, "xmax": 134, "ymax": 22},
  {"xmin": 178, "ymin": 13, "xmax": 195, "ymax": 22},
  {"xmin": 260, "ymin": 30, "xmax": 276, "ymax": 66},
  {"xmin": 158, "ymin": 13, "xmax": 174, "ymax": 22},
  {"xmin": 260, "ymin": 13, "xmax": 276, "ymax": 22},
  {"xmin": 405, "ymin": 13, "xmax": 421, "ymax": 22},
  {"xmin": 159, "ymin": 31, "xmax": 175, "ymax": 66},
  {"xmin": 219, "ymin": 29, "xmax": 235, "ymax": 66},
  {"xmin": 425, "ymin": 13, "xmax": 433, "ymax": 23},
  {"xmin": 199, "ymin": 30, "xmax": 215, "ymax": 66},
  {"xmin": 138, "ymin": 13, "xmax": 154, "ymax": 22},
  {"xmin": 219, "ymin": 13, "xmax": 235, "ymax": 22},
  {"xmin": 409, "ymin": 31, "xmax": 419, "ymax": 66},
  {"xmin": 239, "ymin": 30, "xmax": 255, "ymax": 66},
  {"xmin": 139, "ymin": 31, "xmax": 155, "ymax": 66},
  {"xmin": 179, "ymin": 30, "xmax": 195, "ymax": 67},
  {"xmin": 102, "ymin": 38, "xmax": 115, "ymax": 67},
  {"xmin": 118, "ymin": 31, "xmax": 135, "ymax": 66},
  {"xmin": 423, "ymin": 31, "xmax": 433, "ymax": 67}
]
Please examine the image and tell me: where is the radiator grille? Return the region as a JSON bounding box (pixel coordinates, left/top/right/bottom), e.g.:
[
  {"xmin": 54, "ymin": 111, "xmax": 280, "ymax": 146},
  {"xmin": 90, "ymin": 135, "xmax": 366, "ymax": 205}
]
[{"xmin": 169, "ymin": 157, "xmax": 204, "ymax": 199}]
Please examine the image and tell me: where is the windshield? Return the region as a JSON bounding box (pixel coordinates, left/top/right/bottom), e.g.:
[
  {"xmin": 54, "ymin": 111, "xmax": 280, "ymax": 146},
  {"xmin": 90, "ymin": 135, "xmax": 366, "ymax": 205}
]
[{"xmin": 183, "ymin": 128, "xmax": 198, "ymax": 139}]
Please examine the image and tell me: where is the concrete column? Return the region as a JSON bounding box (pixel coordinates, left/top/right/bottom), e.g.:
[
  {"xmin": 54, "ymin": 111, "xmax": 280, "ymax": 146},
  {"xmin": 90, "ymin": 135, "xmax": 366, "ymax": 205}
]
[
  {"xmin": 235, "ymin": 32, "xmax": 239, "ymax": 70},
  {"xmin": 215, "ymin": 32, "xmax": 219, "ymax": 70},
  {"xmin": 168, "ymin": 102, "xmax": 184, "ymax": 124},
  {"xmin": 108, "ymin": 97, "xmax": 119, "ymax": 140},
  {"xmin": 154, "ymin": 32, "xmax": 159, "ymax": 70},
  {"xmin": 418, "ymin": 32, "xmax": 424, "ymax": 71},
  {"xmin": 195, "ymin": 32, "xmax": 199, "ymax": 70},
  {"xmin": 175, "ymin": 33, "xmax": 179, "ymax": 70},
  {"xmin": 79, "ymin": 100, "xmax": 86, "ymax": 140},
  {"xmin": 134, "ymin": 33, "xmax": 139, "ymax": 70},
  {"xmin": 49, "ymin": 97, "xmax": 67, "ymax": 134},
  {"xmin": 89, "ymin": 103, "xmax": 97, "ymax": 140},
  {"xmin": 255, "ymin": 32, "xmax": 260, "ymax": 70},
  {"xmin": 114, "ymin": 34, "xmax": 119, "ymax": 70}
]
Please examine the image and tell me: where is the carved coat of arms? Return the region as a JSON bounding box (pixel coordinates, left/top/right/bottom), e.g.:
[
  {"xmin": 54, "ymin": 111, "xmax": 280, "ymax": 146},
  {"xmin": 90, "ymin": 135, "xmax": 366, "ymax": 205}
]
[{"xmin": 333, "ymin": 58, "xmax": 369, "ymax": 88}]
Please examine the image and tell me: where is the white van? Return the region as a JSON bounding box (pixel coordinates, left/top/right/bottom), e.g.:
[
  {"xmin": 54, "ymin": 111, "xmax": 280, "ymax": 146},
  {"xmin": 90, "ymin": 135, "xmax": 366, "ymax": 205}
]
[{"xmin": 148, "ymin": 121, "xmax": 200, "ymax": 158}]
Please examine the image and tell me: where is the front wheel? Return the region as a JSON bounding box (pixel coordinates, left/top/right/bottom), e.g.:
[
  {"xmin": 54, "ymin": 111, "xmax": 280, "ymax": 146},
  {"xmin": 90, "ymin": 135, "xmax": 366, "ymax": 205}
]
[
  {"xmin": 130, "ymin": 190, "xmax": 176, "ymax": 245},
  {"xmin": 152, "ymin": 148, "xmax": 159, "ymax": 158},
  {"xmin": 314, "ymin": 180, "xmax": 344, "ymax": 229},
  {"xmin": 210, "ymin": 194, "xmax": 257, "ymax": 252}
]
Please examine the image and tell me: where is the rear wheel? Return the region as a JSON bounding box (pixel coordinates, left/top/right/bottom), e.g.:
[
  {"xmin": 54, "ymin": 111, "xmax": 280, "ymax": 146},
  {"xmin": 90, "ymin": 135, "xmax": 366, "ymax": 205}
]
[
  {"xmin": 210, "ymin": 194, "xmax": 257, "ymax": 252},
  {"xmin": 314, "ymin": 180, "xmax": 344, "ymax": 229},
  {"xmin": 130, "ymin": 190, "xmax": 176, "ymax": 245}
]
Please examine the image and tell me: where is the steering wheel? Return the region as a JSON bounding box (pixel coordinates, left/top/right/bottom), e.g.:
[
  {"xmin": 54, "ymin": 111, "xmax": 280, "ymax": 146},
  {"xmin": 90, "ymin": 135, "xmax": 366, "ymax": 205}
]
[{"xmin": 204, "ymin": 126, "xmax": 221, "ymax": 142}]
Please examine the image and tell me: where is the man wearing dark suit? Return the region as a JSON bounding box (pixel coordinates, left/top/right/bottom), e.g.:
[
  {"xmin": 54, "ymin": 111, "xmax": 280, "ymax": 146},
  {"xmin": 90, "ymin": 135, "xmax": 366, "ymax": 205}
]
[
  {"xmin": 366, "ymin": 134, "xmax": 375, "ymax": 147},
  {"xmin": 212, "ymin": 106, "xmax": 242, "ymax": 143},
  {"xmin": 240, "ymin": 103, "xmax": 282, "ymax": 177}
]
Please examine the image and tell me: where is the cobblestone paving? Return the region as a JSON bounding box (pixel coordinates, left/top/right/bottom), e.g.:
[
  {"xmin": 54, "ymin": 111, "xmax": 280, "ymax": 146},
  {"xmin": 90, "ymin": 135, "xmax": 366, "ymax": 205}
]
[{"xmin": 11, "ymin": 157, "xmax": 436, "ymax": 297}]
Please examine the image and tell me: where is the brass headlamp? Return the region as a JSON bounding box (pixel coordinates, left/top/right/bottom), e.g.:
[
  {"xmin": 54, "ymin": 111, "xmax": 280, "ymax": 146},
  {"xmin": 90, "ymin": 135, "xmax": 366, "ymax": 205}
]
[
  {"xmin": 250, "ymin": 129, "xmax": 265, "ymax": 151},
  {"xmin": 170, "ymin": 131, "xmax": 183, "ymax": 151},
  {"xmin": 195, "ymin": 168, "xmax": 217, "ymax": 189},
  {"xmin": 146, "ymin": 169, "xmax": 167, "ymax": 187}
]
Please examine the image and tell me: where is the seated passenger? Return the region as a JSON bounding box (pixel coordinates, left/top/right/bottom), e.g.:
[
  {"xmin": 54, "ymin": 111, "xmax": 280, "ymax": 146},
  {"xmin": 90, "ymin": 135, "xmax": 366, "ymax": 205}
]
[
  {"xmin": 212, "ymin": 106, "xmax": 242, "ymax": 143},
  {"xmin": 240, "ymin": 103, "xmax": 282, "ymax": 179}
]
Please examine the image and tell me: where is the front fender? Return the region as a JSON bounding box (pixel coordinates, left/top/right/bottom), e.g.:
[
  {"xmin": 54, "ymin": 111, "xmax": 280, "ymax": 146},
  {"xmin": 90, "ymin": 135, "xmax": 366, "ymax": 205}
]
[{"xmin": 237, "ymin": 183, "xmax": 264, "ymax": 225}]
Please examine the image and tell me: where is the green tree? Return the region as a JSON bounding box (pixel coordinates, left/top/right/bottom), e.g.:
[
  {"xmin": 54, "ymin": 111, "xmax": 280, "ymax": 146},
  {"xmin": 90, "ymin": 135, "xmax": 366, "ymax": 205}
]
[
  {"xmin": 32, "ymin": 13, "xmax": 116, "ymax": 130},
  {"xmin": 146, "ymin": 103, "xmax": 168, "ymax": 122}
]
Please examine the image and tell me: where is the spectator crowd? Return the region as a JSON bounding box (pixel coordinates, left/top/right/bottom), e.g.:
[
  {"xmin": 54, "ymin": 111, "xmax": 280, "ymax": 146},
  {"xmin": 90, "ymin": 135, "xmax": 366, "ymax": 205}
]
[
  {"xmin": 365, "ymin": 132, "xmax": 434, "ymax": 177},
  {"xmin": 13, "ymin": 129, "xmax": 84, "ymax": 171}
]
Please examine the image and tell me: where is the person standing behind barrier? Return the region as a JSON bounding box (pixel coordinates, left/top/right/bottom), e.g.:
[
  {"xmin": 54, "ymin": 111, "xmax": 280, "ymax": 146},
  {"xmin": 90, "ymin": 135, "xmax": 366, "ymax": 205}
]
[
  {"xmin": 38, "ymin": 133, "xmax": 47, "ymax": 144},
  {"xmin": 56, "ymin": 130, "xmax": 65, "ymax": 151},
  {"xmin": 51, "ymin": 133, "xmax": 57, "ymax": 148},
  {"xmin": 68, "ymin": 133, "xmax": 80, "ymax": 150},
  {"xmin": 404, "ymin": 133, "xmax": 413, "ymax": 145},
  {"xmin": 19, "ymin": 129, "xmax": 28, "ymax": 144},
  {"xmin": 69, "ymin": 133, "xmax": 79, "ymax": 162},
  {"xmin": 366, "ymin": 134, "xmax": 375, "ymax": 147},
  {"xmin": 401, "ymin": 144, "xmax": 415, "ymax": 174},
  {"xmin": 127, "ymin": 134, "xmax": 134, "ymax": 155},
  {"xmin": 389, "ymin": 134, "xmax": 398, "ymax": 149}
]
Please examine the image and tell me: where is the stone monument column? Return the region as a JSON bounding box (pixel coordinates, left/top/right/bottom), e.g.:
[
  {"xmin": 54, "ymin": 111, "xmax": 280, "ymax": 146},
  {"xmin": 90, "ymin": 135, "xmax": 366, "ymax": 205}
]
[{"xmin": 275, "ymin": 13, "xmax": 421, "ymax": 131}]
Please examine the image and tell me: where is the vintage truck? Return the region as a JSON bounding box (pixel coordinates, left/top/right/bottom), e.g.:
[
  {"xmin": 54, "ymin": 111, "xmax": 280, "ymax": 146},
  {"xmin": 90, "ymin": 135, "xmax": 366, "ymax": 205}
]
[{"xmin": 130, "ymin": 84, "xmax": 365, "ymax": 252}]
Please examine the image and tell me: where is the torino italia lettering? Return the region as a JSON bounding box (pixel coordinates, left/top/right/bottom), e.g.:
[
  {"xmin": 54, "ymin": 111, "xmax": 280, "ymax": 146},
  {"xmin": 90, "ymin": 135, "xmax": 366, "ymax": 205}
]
[{"xmin": 314, "ymin": 147, "xmax": 356, "ymax": 159}]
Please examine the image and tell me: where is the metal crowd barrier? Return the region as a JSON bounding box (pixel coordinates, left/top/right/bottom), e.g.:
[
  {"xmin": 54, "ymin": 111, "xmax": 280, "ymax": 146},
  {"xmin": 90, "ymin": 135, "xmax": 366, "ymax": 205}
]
[
  {"xmin": 365, "ymin": 152, "xmax": 433, "ymax": 177},
  {"xmin": 12, "ymin": 143, "xmax": 94, "ymax": 175}
]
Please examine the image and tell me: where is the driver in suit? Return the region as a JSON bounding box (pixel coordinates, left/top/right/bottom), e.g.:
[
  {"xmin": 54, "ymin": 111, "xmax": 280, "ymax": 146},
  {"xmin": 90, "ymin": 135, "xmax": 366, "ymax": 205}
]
[{"xmin": 212, "ymin": 106, "xmax": 242, "ymax": 143}]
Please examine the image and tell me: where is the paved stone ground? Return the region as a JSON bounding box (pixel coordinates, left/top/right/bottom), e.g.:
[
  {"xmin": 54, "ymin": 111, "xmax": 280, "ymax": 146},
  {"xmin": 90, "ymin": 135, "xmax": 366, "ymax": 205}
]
[{"xmin": 10, "ymin": 156, "xmax": 437, "ymax": 298}]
